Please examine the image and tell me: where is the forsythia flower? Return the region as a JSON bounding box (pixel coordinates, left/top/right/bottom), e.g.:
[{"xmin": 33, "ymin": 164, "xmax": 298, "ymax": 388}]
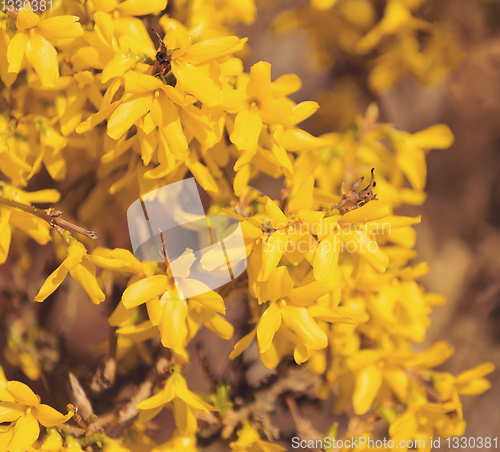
[
  {"xmin": 0, "ymin": 380, "xmax": 72, "ymax": 452},
  {"xmin": 35, "ymin": 238, "xmax": 105, "ymax": 304},
  {"xmin": 6, "ymin": 9, "xmax": 83, "ymax": 87},
  {"xmin": 114, "ymin": 264, "xmax": 232, "ymax": 360},
  {"xmin": 136, "ymin": 370, "xmax": 215, "ymax": 433}
]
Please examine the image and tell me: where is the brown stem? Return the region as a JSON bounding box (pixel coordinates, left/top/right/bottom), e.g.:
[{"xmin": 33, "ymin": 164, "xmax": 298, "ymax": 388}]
[{"xmin": 0, "ymin": 196, "xmax": 97, "ymax": 239}]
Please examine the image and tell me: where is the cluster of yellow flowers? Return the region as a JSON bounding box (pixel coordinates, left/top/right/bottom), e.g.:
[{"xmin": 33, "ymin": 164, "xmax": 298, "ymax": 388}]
[
  {"xmin": 275, "ymin": 0, "xmax": 464, "ymax": 92},
  {"xmin": 0, "ymin": 0, "xmax": 493, "ymax": 451}
]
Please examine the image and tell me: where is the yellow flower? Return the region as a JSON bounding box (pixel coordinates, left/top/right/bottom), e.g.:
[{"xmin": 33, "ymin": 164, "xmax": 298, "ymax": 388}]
[
  {"xmin": 7, "ymin": 9, "xmax": 83, "ymax": 87},
  {"xmin": 187, "ymin": 0, "xmax": 256, "ymax": 40},
  {"xmin": 223, "ymin": 61, "xmax": 300, "ymax": 160},
  {"xmin": 35, "ymin": 238, "xmax": 105, "ymax": 305},
  {"xmin": 0, "ymin": 381, "xmax": 72, "ymax": 452},
  {"xmin": 159, "ymin": 17, "xmax": 246, "ymax": 106},
  {"xmin": 386, "ymin": 124, "xmax": 454, "ymax": 192},
  {"xmin": 117, "ymin": 267, "xmax": 232, "ymax": 358},
  {"xmin": 355, "ymin": 0, "xmax": 419, "ymax": 55},
  {"xmin": 230, "ymin": 422, "xmax": 285, "ymax": 451},
  {"xmin": 106, "ymin": 72, "xmax": 189, "ymax": 156},
  {"xmin": 136, "ymin": 370, "xmax": 214, "ymax": 433},
  {"xmin": 231, "ymin": 265, "xmax": 353, "ymax": 367}
]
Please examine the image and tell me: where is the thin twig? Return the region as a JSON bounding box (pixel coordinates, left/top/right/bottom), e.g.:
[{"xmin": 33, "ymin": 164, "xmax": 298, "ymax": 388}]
[{"xmin": 0, "ymin": 196, "xmax": 97, "ymax": 239}]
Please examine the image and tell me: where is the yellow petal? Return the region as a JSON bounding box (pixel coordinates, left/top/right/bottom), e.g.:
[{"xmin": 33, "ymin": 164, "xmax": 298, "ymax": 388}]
[
  {"xmin": 107, "ymin": 93, "xmax": 154, "ymax": 140},
  {"xmin": 172, "ymin": 61, "xmax": 222, "ymax": 107},
  {"xmin": 247, "ymin": 61, "xmax": 271, "ymax": 101},
  {"xmin": 186, "ymin": 154, "xmax": 218, "ymax": 194},
  {"xmin": 25, "ymin": 32, "xmax": 58, "ymax": 87},
  {"xmin": 185, "ymin": 36, "xmax": 246, "ymax": 65},
  {"xmin": 75, "ymin": 101, "xmax": 119, "ymax": 134},
  {"xmin": 173, "ymin": 375, "xmax": 214, "ymax": 413},
  {"xmin": 456, "ymin": 362, "xmax": 495, "ymax": 383},
  {"xmin": 411, "ymin": 124, "xmax": 454, "ymax": 149},
  {"xmin": 288, "ymin": 279, "xmax": 338, "ymax": 307},
  {"xmin": 159, "ymin": 296, "xmax": 188, "ymax": 349},
  {"xmin": 36, "ymin": 16, "xmax": 83, "ymax": 40},
  {"xmin": 294, "ymin": 343, "xmax": 310, "ymax": 365},
  {"xmin": 258, "ymin": 341, "xmax": 281, "ymax": 369},
  {"xmin": 124, "ymin": 71, "xmax": 163, "ymax": 94},
  {"xmin": 0, "ymin": 211, "xmax": 12, "ymax": 265},
  {"xmin": 6, "ymin": 381, "xmax": 38, "ymax": 405},
  {"xmin": 456, "ymin": 379, "xmax": 492, "ymax": 396},
  {"xmin": 63, "ymin": 240, "xmax": 86, "ymax": 269},
  {"xmin": 263, "ymin": 196, "xmax": 288, "ymax": 229},
  {"xmin": 109, "ymin": 301, "xmax": 136, "ymax": 327},
  {"xmin": 288, "ymin": 175, "xmax": 314, "ymax": 212},
  {"xmin": 200, "ymin": 310, "xmax": 234, "ymax": 340},
  {"xmin": 7, "ymin": 33, "xmax": 28, "ymax": 74},
  {"xmin": 0, "ymin": 404, "xmax": 24, "ymax": 424},
  {"xmin": 16, "ymin": 9, "xmax": 40, "ymax": 30},
  {"xmin": 35, "ymin": 404, "xmax": 72, "ymax": 427},
  {"xmin": 404, "ymin": 341, "xmax": 454, "ymax": 368},
  {"xmin": 102, "ymin": 55, "xmax": 139, "ymax": 84},
  {"xmin": 34, "ymin": 263, "xmax": 69, "ymax": 302},
  {"xmin": 116, "ymin": 321, "xmax": 158, "ymax": 342},
  {"xmin": 229, "ymin": 329, "xmax": 257, "ymax": 360},
  {"xmin": 271, "ymin": 73, "xmax": 301, "ymax": 97},
  {"xmin": 339, "ymin": 229, "xmax": 389, "ymax": 272},
  {"xmin": 257, "ymin": 302, "xmax": 282, "ymax": 353},
  {"xmin": 313, "ymin": 234, "xmax": 341, "ymax": 281},
  {"xmin": 383, "ymin": 367, "xmax": 408, "ymax": 402},
  {"xmin": 282, "ymin": 127, "xmax": 330, "ymax": 152},
  {"xmin": 69, "ymin": 259, "xmax": 106, "ymax": 305},
  {"xmin": 191, "ymin": 290, "xmax": 226, "ymax": 315},
  {"xmin": 266, "ymin": 266, "xmax": 294, "ymax": 302},
  {"xmin": 116, "ymin": 0, "xmax": 167, "ymax": 15},
  {"xmin": 121, "ymin": 275, "xmax": 169, "ymax": 309},
  {"xmin": 281, "ymin": 306, "xmax": 327, "ymax": 350},
  {"xmin": 396, "ymin": 146, "xmax": 426, "ymax": 191},
  {"xmin": 136, "ymin": 385, "xmax": 173, "ymax": 411},
  {"xmin": 352, "ymin": 365, "xmax": 383, "ymax": 415},
  {"xmin": 233, "ymin": 164, "xmax": 251, "ymax": 197},
  {"xmin": 367, "ymin": 215, "xmax": 421, "ymax": 231},
  {"xmin": 311, "ymin": 0, "xmax": 337, "ymax": 10},
  {"xmin": 258, "ymin": 230, "xmax": 287, "ymax": 281},
  {"xmin": 8, "ymin": 414, "xmax": 39, "ymax": 452},
  {"xmin": 230, "ymin": 109, "xmax": 262, "ymax": 151},
  {"xmin": 87, "ymin": 247, "xmax": 142, "ymax": 273},
  {"xmin": 173, "ymin": 398, "xmax": 197, "ymax": 434},
  {"xmin": 152, "ymin": 94, "xmax": 188, "ymax": 156},
  {"xmin": 340, "ymin": 201, "xmax": 390, "ymax": 223},
  {"xmin": 297, "ymin": 209, "xmax": 325, "ymax": 230}
]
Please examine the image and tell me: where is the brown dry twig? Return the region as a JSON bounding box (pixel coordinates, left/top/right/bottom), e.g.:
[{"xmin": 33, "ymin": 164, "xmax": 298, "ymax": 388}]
[
  {"xmin": 220, "ymin": 366, "xmax": 320, "ymax": 440},
  {"xmin": 0, "ymin": 196, "xmax": 97, "ymax": 239}
]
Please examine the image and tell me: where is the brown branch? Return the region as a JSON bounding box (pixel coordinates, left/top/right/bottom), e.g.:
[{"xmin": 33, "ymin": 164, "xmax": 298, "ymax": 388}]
[
  {"xmin": 220, "ymin": 366, "xmax": 320, "ymax": 440},
  {"xmin": 285, "ymin": 397, "xmax": 324, "ymax": 447},
  {"xmin": 0, "ymin": 196, "xmax": 97, "ymax": 239}
]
